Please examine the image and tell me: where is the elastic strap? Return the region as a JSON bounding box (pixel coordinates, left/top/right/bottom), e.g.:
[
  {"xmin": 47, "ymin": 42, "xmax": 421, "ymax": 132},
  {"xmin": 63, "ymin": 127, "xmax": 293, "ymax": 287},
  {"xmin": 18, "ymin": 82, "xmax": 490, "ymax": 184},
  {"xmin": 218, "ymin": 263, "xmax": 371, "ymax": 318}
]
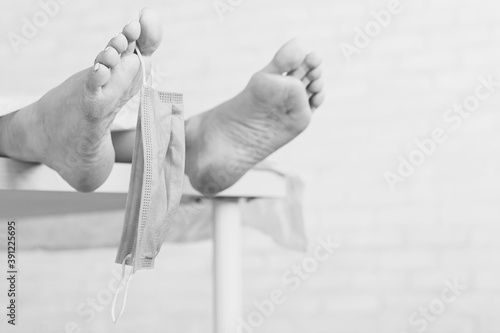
[
  {"xmin": 111, "ymin": 254, "xmax": 134, "ymax": 324},
  {"xmin": 135, "ymin": 47, "xmax": 147, "ymax": 86}
]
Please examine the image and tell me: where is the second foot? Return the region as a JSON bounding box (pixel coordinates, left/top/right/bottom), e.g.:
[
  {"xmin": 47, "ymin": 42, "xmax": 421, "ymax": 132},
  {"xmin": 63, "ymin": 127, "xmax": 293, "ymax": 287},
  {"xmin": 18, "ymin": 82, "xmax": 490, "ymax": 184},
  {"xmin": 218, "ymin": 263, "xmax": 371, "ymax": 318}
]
[{"xmin": 186, "ymin": 38, "xmax": 325, "ymax": 195}]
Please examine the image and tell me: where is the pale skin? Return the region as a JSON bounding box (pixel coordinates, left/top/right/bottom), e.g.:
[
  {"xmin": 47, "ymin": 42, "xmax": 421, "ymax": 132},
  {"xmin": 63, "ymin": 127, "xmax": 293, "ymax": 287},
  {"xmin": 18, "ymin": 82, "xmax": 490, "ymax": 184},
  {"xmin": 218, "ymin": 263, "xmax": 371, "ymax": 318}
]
[{"xmin": 0, "ymin": 8, "xmax": 325, "ymax": 194}]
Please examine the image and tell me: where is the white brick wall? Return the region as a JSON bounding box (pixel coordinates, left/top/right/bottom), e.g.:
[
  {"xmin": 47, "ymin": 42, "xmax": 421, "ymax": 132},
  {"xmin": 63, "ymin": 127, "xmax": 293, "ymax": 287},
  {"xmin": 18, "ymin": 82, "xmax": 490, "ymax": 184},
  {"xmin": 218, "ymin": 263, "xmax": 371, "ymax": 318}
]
[{"xmin": 1, "ymin": 0, "xmax": 500, "ymax": 332}]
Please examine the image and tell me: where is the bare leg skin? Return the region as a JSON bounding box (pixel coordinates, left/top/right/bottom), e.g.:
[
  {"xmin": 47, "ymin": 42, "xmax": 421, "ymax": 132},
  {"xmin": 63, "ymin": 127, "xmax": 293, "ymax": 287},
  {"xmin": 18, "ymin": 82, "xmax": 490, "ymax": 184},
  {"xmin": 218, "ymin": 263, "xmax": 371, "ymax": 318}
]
[
  {"xmin": 0, "ymin": 8, "xmax": 162, "ymax": 192},
  {"xmin": 112, "ymin": 130, "xmax": 136, "ymax": 163},
  {"xmin": 184, "ymin": 38, "xmax": 325, "ymax": 195},
  {"xmin": 111, "ymin": 39, "xmax": 324, "ymax": 195}
]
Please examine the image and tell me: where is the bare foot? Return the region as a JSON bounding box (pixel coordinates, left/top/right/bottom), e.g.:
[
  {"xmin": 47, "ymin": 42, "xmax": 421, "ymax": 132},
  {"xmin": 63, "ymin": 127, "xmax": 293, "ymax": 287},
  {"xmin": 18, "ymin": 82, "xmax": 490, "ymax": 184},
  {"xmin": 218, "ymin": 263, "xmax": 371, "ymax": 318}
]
[
  {"xmin": 186, "ymin": 38, "xmax": 325, "ymax": 195},
  {"xmin": 0, "ymin": 8, "xmax": 162, "ymax": 192}
]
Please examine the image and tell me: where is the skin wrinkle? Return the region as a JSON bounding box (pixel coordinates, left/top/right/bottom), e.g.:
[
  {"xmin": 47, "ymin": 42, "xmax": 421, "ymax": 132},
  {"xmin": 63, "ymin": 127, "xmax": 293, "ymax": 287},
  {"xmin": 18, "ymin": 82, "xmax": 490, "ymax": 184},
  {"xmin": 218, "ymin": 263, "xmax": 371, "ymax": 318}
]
[
  {"xmin": 183, "ymin": 39, "xmax": 324, "ymax": 195},
  {"xmin": 0, "ymin": 21, "xmax": 325, "ymax": 197},
  {"xmin": 0, "ymin": 10, "xmax": 161, "ymax": 192}
]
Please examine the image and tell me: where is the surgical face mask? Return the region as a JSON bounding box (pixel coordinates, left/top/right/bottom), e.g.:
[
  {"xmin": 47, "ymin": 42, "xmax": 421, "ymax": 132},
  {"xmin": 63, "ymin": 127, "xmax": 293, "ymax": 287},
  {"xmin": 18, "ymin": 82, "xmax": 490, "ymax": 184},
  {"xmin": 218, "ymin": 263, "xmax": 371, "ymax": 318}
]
[{"xmin": 112, "ymin": 48, "xmax": 185, "ymax": 323}]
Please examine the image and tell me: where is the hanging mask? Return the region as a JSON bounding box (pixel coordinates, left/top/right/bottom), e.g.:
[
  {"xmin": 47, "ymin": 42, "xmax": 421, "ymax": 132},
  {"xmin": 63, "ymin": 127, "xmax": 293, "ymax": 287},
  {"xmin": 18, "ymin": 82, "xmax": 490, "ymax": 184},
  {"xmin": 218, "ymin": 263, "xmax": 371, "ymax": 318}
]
[{"xmin": 112, "ymin": 47, "xmax": 185, "ymax": 323}]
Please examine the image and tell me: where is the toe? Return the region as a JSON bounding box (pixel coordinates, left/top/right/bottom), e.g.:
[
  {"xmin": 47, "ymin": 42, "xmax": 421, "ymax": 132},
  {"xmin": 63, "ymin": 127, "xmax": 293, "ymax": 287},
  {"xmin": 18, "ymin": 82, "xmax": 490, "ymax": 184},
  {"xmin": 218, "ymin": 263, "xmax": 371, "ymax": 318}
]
[
  {"xmin": 122, "ymin": 20, "xmax": 141, "ymax": 55},
  {"xmin": 122, "ymin": 20, "xmax": 141, "ymax": 42},
  {"xmin": 307, "ymin": 78, "xmax": 324, "ymax": 95},
  {"xmin": 263, "ymin": 38, "xmax": 307, "ymax": 75},
  {"xmin": 310, "ymin": 90, "xmax": 326, "ymax": 111},
  {"xmin": 290, "ymin": 52, "xmax": 322, "ymax": 80},
  {"xmin": 289, "ymin": 63, "xmax": 309, "ymax": 81},
  {"xmin": 95, "ymin": 47, "xmax": 120, "ymax": 69},
  {"xmin": 137, "ymin": 7, "xmax": 163, "ymax": 56},
  {"xmin": 306, "ymin": 65, "xmax": 323, "ymax": 82},
  {"xmin": 86, "ymin": 63, "xmax": 111, "ymax": 92},
  {"xmin": 305, "ymin": 52, "xmax": 322, "ymax": 70},
  {"xmin": 107, "ymin": 33, "xmax": 128, "ymax": 54}
]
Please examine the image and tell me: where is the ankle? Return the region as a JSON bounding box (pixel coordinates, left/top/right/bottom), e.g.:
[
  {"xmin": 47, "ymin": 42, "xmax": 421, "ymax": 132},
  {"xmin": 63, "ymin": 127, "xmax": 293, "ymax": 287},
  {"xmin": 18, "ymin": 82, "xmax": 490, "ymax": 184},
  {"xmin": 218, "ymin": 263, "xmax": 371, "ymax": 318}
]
[
  {"xmin": 0, "ymin": 102, "xmax": 45, "ymax": 163},
  {"xmin": 0, "ymin": 112, "xmax": 15, "ymax": 158},
  {"xmin": 184, "ymin": 113, "xmax": 205, "ymax": 182}
]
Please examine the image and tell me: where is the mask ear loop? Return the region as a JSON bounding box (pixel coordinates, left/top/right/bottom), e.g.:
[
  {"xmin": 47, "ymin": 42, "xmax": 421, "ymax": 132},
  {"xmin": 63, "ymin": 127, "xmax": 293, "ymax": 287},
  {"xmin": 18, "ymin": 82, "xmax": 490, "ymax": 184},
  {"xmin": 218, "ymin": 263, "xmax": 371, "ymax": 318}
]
[
  {"xmin": 111, "ymin": 253, "xmax": 134, "ymax": 324},
  {"xmin": 111, "ymin": 47, "xmax": 147, "ymax": 325},
  {"xmin": 135, "ymin": 47, "xmax": 148, "ymax": 86},
  {"xmin": 110, "ymin": 47, "xmax": 147, "ymax": 324}
]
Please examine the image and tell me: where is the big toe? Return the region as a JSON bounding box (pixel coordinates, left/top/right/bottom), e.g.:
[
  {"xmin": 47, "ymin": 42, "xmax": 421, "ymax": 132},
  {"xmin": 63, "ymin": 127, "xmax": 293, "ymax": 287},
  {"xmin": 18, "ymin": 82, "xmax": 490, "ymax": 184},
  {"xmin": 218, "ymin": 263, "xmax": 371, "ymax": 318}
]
[
  {"xmin": 137, "ymin": 7, "xmax": 163, "ymax": 56},
  {"xmin": 263, "ymin": 38, "xmax": 307, "ymax": 75}
]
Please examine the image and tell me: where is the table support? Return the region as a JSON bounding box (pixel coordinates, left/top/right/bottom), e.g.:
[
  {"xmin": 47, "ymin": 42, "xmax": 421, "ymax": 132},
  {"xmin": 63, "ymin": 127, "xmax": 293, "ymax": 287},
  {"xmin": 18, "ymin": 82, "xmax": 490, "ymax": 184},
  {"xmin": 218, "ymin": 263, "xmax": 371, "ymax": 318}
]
[{"xmin": 213, "ymin": 199, "xmax": 243, "ymax": 333}]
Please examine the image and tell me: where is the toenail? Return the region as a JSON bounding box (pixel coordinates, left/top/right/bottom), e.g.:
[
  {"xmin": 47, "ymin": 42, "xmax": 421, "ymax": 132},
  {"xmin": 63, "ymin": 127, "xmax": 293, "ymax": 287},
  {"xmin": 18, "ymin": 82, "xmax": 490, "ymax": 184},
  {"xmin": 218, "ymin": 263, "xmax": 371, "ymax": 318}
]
[
  {"xmin": 93, "ymin": 63, "xmax": 100, "ymax": 72},
  {"xmin": 104, "ymin": 46, "xmax": 111, "ymax": 52}
]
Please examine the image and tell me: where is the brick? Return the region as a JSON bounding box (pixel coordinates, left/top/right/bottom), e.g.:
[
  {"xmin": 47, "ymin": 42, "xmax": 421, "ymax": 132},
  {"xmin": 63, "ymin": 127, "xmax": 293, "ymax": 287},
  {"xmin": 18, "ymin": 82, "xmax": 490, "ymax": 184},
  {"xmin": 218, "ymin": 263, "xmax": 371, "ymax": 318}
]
[
  {"xmin": 471, "ymin": 228, "xmax": 500, "ymax": 249},
  {"xmin": 408, "ymin": 225, "xmax": 469, "ymax": 248},
  {"xmin": 352, "ymin": 272, "xmax": 407, "ymax": 289},
  {"xmin": 370, "ymin": 34, "xmax": 426, "ymax": 56},
  {"xmin": 450, "ymin": 293, "xmax": 500, "ymax": 317},
  {"xmin": 410, "ymin": 272, "xmax": 471, "ymax": 290},
  {"xmin": 375, "ymin": 205, "xmax": 439, "ymax": 227},
  {"xmin": 324, "ymin": 295, "xmax": 381, "ymax": 313},
  {"xmin": 377, "ymin": 250, "xmax": 438, "ymax": 270},
  {"xmin": 441, "ymin": 205, "xmax": 500, "ymax": 225},
  {"xmin": 319, "ymin": 209, "xmax": 374, "ymax": 229},
  {"xmin": 427, "ymin": 315, "xmax": 476, "ymax": 333},
  {"xmin": 399, "ymin": 52, "xmax": 458, "ymax": 71},
  {"xmin": 475, "ymin": 270, "xmax": 500, "ymax": 290},
  {"xmin": 442, "ymin": 250, "xmax": 500, "ymax": 269},
  {"xmin": 346, "ymin": 229, "xmax": 404, "ymax": 249}
]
